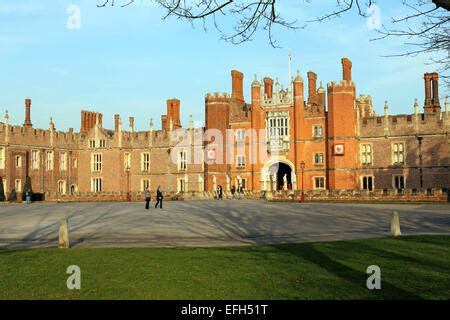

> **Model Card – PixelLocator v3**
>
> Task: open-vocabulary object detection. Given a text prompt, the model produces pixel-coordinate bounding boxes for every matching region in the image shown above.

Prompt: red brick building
[0,58,448,200]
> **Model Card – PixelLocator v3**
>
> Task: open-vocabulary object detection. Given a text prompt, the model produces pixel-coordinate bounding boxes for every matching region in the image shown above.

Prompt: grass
[0,235,449,300]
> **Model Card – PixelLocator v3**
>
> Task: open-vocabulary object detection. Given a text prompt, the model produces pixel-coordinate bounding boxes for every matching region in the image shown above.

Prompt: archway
[268,162,292,191]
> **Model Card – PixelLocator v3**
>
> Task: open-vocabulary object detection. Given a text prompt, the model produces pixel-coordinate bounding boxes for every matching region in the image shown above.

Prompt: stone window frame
[178,178,186,193]
[57,180,67,194]
[15,155,22,168]
[141,152,150,172]
[124,152,131,171]
[99,139,106,148]
[360,175,375,191]
[312,124,324,138]
[360,143,373,166]
[15,179,21,192]
[89,140,96,148]
[391,141,406,165]
[313,176,326,190]
[392,174,406,189]
[235,129,246,143]
[313,152,325,165]
[236,154,246,168]
[59,152,67,171]
[46,151,54,171]
[0,147,4,169]
[72,158,78,169]
[31,150,39,170]
[141,179,150,192]
[178,149,188,171]
[91,177,103,193]
[91,153,103,172]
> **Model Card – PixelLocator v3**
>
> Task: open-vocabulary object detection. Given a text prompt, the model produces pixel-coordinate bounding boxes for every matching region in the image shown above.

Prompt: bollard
[391,211,402,237]
[58,218,70,248]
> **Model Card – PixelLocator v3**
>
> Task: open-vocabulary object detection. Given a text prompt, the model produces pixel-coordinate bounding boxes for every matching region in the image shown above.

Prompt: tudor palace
[0,58,448,200]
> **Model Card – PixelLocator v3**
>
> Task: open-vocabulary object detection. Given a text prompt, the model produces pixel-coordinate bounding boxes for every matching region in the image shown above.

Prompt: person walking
[230,185,236,199]
[145,189,151,209]
[218,185,223,200]
[155,186,163,209]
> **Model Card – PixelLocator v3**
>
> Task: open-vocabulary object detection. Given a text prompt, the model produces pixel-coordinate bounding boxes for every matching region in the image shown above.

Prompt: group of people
[144,186,164,209]
[216,185,244,200]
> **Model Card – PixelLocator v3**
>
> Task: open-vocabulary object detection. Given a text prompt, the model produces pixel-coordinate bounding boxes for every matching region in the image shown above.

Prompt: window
[361,144,373,165]
[124,153,131,170]
[236,129,245,142]
[392,143,405,164]
[314,153,324,165]
[0,147,4,169]
[361,176,374,191]
[393,175,405,190]
[178,151,187,171]
[15,155,22,168]
[236,155,246,168]
[141,179,150,192]
[57,180,66,194]
[72,158,77,169]
[89,140,96,148]
[91,178,102,192]
[31,150,39,170]
[99,139,106,148]
[91,153,102,172]
[313,125,323,138]
[313,177,325,190]
[141,153,150,172]
[268,117,289,138]
[46,151,54,171]
[59,152,67,171]
[178,179,186,192]
[15,179,21,192]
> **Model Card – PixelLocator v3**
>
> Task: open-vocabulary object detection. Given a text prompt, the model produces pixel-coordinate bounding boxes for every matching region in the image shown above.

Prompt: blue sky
[0,0,447,131]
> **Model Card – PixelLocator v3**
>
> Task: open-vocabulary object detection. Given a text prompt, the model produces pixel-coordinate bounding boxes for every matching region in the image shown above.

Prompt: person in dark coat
[217,185,223,200]
[145,189,151,209]
[230,185,236,199]
[155,186,163,209]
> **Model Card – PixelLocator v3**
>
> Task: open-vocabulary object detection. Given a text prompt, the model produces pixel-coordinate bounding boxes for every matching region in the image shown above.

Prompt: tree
[0,177,5,202]
[22,176,33,201]
[97,0,449,81]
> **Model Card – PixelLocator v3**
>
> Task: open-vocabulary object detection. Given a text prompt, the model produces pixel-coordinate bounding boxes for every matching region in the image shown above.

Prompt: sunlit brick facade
[0,58,448,199]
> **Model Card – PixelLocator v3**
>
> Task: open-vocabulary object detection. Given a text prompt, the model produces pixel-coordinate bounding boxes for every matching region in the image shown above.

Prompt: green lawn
[0,236,449,300]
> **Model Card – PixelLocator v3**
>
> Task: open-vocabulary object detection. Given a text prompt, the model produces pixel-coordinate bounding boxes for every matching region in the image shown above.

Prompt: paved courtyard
[0,200,449,249]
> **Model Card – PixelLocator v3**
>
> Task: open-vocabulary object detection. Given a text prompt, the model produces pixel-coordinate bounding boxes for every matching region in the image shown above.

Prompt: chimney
[263,77,274,99]
[161,115,168,132]
[307,71,318,105]
[341,58,352,82]
[23,98,32,128]
[129,116,135,132]
[81,111,86,133]
[431,72,440,110]
[167,98,181,129]
[317,81,325,108]
[424,73,433,113]
[114,114,120,132]
[231,70,244,102]
[99,113,103,127]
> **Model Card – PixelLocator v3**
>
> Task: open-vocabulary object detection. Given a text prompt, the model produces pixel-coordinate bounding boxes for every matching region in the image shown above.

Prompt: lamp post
[300,161,305,203]
[126,164,131,202]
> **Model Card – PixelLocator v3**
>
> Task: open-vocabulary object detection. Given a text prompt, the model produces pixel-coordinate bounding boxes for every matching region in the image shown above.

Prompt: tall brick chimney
[431,72,440,110]
[341,58,352,81]
[263,77,273,99]
[307,71,318,106]
[231,70,244,102]
[23,98,32,128]
[424,73,432,111]
[114,114,120,132]
[167,98,181,129]
[129,116,135,132]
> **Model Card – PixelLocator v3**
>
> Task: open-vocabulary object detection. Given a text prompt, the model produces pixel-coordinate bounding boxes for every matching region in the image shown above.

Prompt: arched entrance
[268,162,292,191]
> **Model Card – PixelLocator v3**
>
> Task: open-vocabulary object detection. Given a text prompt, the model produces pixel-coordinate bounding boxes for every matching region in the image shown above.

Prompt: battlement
[205,92,230,103]
[327,80,355,93]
